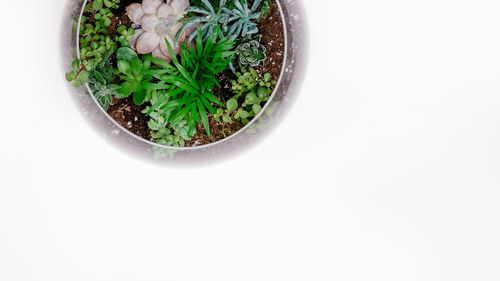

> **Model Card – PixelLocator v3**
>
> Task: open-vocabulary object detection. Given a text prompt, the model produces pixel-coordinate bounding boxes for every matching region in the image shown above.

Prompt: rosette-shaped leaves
[236,39,266,68]
[222,0,262,40]
[126,0,190,62]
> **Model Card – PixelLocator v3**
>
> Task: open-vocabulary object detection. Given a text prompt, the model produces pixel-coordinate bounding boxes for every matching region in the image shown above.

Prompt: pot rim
[76,0,288,151]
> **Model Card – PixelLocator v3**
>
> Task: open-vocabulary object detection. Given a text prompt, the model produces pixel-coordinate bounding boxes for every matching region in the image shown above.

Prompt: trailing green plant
[66,0,131,87]
[230,34,266,72]
[146,26,235,136]
[89,0,120,11]
[116,25,136,47]
[214,67,275,125]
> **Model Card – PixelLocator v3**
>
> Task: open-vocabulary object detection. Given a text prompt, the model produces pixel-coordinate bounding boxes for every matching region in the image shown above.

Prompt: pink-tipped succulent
[127,0,190,62]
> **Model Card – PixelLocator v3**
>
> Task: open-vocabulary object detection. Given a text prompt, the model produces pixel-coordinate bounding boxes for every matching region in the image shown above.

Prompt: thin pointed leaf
[204,91,224,107]
[196,28,203,56]
[175,17,208,42]
[185,6,210,15]
[197,99,210,136]
[200,96,216,114]
[251,0,262,12]
[201,0,215,15]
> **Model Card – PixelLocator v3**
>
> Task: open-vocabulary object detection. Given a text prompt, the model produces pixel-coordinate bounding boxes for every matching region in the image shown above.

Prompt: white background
[1,0,500,280]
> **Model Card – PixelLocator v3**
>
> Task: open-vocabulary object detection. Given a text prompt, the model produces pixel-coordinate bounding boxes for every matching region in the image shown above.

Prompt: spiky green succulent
[222,0,262,40]
[176,0,264,42]
[175,0,229,42]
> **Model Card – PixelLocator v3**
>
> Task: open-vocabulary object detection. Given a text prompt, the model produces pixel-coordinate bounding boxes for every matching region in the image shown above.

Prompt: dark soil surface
[185,115,244,146]
[99,1,285,147]
[107,13,132,35]
[253,2,285,83]
[213,69,237,103]
[107,97,152,140]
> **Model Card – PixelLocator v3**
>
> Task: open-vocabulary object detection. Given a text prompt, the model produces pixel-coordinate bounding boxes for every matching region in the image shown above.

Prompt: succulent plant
[231,34,266,71]
[142,91,195,147]
[222,0,262,40]
[114,47,159,105]
[145,26,235,136]
[177,0,264,43]
[89,81,120,110]
[175,0,229,42]
[126,0,191,62]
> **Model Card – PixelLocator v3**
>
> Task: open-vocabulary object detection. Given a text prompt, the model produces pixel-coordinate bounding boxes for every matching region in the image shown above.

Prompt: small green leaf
[245,92,258,104]
[65,71,76,82]
[252,104,262,115]
[130,58,144,76]
[93,0,103,10]
[79,70,90,83]
[71,60,80,71]
[264,73,271,82]
[227,98,238,111]
[117,60,131,75]
[119,81,137,97]
[239,109,249,119]
[117,25,126,34]
[94,71,105,84]
[257,86,267,98]
[133,90,147,105]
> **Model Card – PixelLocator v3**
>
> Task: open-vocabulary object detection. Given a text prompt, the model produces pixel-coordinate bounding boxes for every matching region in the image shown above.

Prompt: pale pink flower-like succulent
[127,0,190,62]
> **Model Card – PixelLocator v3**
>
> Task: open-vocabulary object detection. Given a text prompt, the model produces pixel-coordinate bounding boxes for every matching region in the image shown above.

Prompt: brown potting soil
[107,13,132,36]
[100,1,285,147]
[107,97,152,140]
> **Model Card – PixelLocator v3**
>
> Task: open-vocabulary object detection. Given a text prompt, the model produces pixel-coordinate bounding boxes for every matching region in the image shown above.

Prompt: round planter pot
[62,0,308,165]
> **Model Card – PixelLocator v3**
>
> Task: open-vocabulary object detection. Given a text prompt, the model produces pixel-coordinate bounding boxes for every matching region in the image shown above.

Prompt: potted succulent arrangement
[66,0,286,148]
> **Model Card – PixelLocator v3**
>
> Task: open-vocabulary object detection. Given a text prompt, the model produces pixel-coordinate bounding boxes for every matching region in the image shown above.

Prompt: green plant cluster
[66,0,132,87]
[66,0,279,148]
[144,27,235,137]
[177,0,266,42]
[188,0,273,20]
[142,90,196,147]
[215,67,275,125]
[222,0,262,39]
[114,47,158,105]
